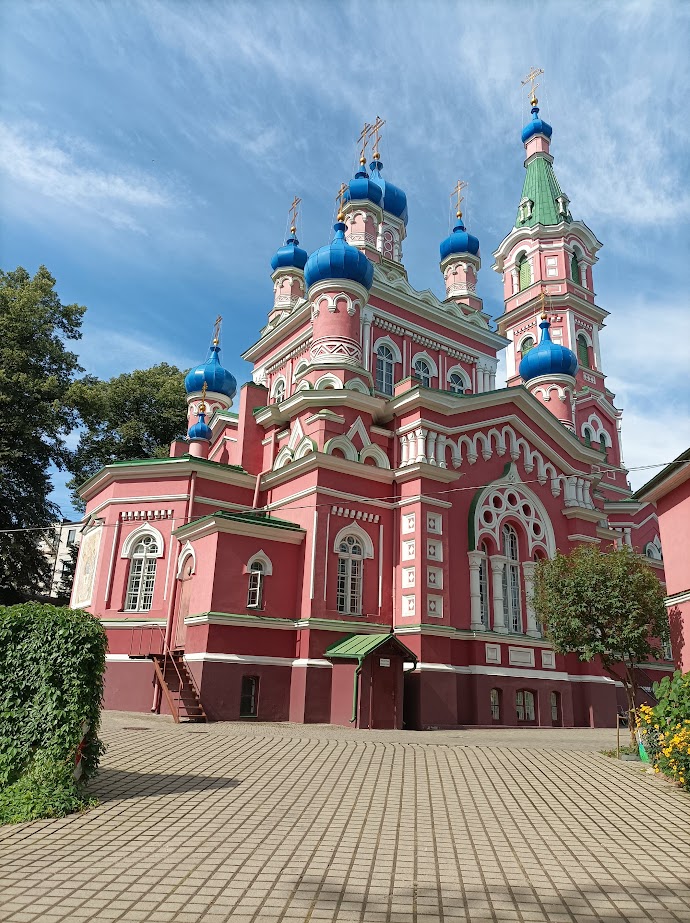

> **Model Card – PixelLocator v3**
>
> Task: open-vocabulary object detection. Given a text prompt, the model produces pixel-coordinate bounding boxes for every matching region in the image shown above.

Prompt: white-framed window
[490,688,501,721]
[336,534,364,615]
[448,372,465,394]
[376,344,395,395]
[501,524,522,633]
[67,529,77,545]
[246,561,265,609]
[520,336,535,359]
[125,535,159,612]
[479,542,489,628]
[516,690,535,721]
[272,379,286,404]
[414,358,432,388]
[550,691,561,723]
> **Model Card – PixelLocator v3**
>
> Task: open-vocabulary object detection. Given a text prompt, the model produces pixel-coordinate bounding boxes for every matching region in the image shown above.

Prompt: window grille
[516,690,535,721]
[550,692,560,723]
[490,689,500,721]
[375,345,395,395]
[448,372,465,394]
[501,525,522,632]
[273,380,285,404]
[125,536,159,612]
[336,535,364,615]
[414,359,432,388]
[240,676,259,717]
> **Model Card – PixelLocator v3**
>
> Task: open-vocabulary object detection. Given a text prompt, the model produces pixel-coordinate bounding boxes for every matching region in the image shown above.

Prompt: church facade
[71,101,673,728]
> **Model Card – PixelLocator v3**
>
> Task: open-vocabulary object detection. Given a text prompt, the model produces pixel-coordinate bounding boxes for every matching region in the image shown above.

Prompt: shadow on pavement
[90,768,240,801]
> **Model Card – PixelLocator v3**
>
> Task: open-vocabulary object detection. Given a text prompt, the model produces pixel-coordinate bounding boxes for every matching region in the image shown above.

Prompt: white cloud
[77,327,197,378]
[0,121,177,232]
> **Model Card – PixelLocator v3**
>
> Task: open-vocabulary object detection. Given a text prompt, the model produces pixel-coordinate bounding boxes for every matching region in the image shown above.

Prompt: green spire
[515,155,571,228]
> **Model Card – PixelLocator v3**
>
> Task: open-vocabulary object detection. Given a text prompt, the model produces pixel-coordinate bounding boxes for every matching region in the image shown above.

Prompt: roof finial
[336,182,348,222]
[199,381,208,413]
[522,65,544,108]
[213,314,222,346]
[357,121,372,167]
[288,195,301,237]
[539,286,548,320]
[370,115,386,161]
[450,179,467,222]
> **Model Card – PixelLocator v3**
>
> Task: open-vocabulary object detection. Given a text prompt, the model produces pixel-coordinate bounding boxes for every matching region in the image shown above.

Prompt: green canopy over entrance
[325,634,417,665]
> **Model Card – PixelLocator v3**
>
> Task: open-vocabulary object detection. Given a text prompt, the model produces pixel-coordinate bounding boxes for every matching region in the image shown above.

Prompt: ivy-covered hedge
[639,671,690,792]
[0,603,107,823]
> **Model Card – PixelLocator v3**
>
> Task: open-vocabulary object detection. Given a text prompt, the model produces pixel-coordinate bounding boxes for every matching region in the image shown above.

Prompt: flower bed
[638,671,690,792]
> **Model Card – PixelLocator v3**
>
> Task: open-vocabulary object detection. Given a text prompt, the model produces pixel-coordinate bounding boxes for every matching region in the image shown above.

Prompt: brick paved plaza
[1,713,689,923]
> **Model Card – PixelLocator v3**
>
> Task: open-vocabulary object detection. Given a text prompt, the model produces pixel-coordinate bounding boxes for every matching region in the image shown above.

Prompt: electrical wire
[0,459,686,535]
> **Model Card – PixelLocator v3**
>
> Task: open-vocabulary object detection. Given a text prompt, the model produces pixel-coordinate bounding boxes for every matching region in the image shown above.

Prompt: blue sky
[2,0,689,517]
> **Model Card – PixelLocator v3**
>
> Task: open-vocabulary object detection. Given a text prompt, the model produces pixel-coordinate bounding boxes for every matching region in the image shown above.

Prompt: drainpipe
[350,663,363,725]
[153,469,196,713]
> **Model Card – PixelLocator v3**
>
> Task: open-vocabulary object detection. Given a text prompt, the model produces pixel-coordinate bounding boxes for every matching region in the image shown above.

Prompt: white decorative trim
[446,364,471,392]
[332,521,375,559]
[412,662,615,684]
[120,523,165,558]
[666,589,690,606]
[485,643,501,664]
[244,550,273,576]
[176,541,196,578]
[509,646,535,667]
[314,373,343,390]
[373,335,402,364]
[330,506,380,523]
[101,619,166,629]
[541,650,556,669]
[411,350,439,379]
[184,652,332,668]
[120,509,174,521]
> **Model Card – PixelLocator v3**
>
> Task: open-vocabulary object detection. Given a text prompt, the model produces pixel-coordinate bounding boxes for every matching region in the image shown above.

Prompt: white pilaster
[522,561,540,638]
[468,552,485,631]
[491,557,507,633]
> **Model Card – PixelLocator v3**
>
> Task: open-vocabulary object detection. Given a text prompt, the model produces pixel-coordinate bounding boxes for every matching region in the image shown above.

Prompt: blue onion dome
[519,316,578,382]
[522,104,553,144]
[188,411,211,441]
[270,232,308,272]
[440,215,480,261]
[184,341,237,398]
[343,164,384,209]
[369,158,408,225]
[304,221,374,291]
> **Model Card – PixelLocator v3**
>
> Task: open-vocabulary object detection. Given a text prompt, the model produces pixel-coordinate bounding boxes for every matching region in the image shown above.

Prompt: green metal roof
[515,155,570,228]
[176,509,304,534]
[324,633,417,664]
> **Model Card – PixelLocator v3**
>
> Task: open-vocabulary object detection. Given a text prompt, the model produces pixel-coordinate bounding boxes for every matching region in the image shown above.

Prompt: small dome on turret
[369,159,408,225]
[188,410,212,441]
[440,217,480,261]
[343,166,384,209]
[522,104,553,145]
[304,221,374,291]
[184,342,237,399]
[270,234,308,272]
[519,316,577,382]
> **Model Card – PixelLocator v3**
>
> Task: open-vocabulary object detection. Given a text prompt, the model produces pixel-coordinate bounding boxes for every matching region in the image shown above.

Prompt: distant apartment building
[42,520,84,599]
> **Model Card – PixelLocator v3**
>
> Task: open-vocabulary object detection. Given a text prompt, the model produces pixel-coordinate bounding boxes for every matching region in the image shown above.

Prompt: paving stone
[0,712,689,923]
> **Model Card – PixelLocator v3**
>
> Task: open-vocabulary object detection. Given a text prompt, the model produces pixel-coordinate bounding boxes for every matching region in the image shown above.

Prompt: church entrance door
[174,561,194,649]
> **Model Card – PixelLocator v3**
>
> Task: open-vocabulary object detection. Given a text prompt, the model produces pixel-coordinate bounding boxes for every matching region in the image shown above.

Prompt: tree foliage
[0,267,85,603]
[66,364,187,510]
[533,544,668,737]
[0,603,107,823]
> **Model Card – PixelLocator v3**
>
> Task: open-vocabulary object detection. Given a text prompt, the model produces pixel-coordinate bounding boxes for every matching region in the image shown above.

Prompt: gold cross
[539,287,548,319]
[200,381,207,413]
[336,182,348,218]
[213,314,222,345]
[521,66,544,106]
[289,195,301,234]
[370,115,386,159]
[450,179,467,219]
[357,122,372,164]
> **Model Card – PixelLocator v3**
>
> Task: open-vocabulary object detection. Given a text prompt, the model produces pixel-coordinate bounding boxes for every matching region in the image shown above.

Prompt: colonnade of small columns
[468,553,540,638]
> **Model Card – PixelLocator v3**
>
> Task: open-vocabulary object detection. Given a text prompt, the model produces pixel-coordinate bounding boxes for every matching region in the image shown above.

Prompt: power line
[0,458,685,535]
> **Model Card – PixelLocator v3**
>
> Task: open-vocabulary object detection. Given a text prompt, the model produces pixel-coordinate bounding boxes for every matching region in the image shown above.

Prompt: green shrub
[638,671,690,791]
[0,603,107,822]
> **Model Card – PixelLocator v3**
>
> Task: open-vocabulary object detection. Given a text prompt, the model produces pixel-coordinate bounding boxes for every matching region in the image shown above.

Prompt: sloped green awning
[324,633,417,666]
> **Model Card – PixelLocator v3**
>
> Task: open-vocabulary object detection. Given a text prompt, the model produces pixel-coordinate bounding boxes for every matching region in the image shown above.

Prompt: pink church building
[71,99,674,728]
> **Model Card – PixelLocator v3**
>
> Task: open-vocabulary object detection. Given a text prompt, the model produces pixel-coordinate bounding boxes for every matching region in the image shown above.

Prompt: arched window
[336,534,364,615]
[125,535,159,612]
[516,690,535,722]
[577,334,590,369]
[501,524,522,633]
[517,253,530,291]
[490,689,501,722]
[583,427,593,446]
[570,252,581,285]
[376,344,395,396]
[520,336,535,359]
[448,372,465,395]
[246,561,265,609]
[479,542,489,628]
[599,434,607,458]
[414,358,432,388]
[273,379,286,404]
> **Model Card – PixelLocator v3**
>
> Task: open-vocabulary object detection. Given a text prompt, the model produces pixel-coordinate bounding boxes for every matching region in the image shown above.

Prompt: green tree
[67,364,187,510]
[0,267,85,603]
[533,544,668,743]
